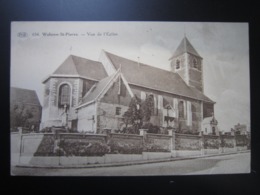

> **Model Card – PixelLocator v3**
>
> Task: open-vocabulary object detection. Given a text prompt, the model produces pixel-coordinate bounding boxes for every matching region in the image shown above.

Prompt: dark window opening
[59,84,71,107]
[193,59,198,69]
[192,104,196,121]
[115,107,121,115]
[212,126,216,135]
[176,59,180,69]
[178,101,184,118]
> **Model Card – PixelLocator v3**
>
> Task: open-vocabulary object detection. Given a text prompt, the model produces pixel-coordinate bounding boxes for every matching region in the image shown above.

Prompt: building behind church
[40,36,217,134]
[10,87,42,132]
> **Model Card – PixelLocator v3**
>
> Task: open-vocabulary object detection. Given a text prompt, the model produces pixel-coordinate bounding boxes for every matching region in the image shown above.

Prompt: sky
[11,22,250,132]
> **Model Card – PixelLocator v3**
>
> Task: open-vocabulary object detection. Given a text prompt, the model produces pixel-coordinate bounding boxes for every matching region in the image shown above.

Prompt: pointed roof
[47,55,107,81]
[10,87,41,106]
[80,73,117,106]
[104,51,214,103]
[78,69,134,108]
[169,36,202,59]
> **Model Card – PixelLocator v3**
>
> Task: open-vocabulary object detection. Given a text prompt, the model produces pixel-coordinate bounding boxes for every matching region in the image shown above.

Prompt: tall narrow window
[115,107,121,115]
[212,126,216,135]
[176,59,180,69]
[59,84,71,107]
[178,101,184,118]
[191,104,196,121]
[154,96,157,115]
[193,59,198,69]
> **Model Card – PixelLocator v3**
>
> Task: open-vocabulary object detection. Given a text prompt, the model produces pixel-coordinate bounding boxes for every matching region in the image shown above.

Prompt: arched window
[59,84,71,107]
[193,59,198,69]
[176,59,180,69]
[178,101,184,118]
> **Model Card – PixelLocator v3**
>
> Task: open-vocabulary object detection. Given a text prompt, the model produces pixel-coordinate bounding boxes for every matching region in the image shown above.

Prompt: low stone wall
[58,133,108,156]
[144,133,172,152]
[108,133,143,154]
[220,135,235,148]
[21,133,46,155]
[23,153,174,166]
[203,135,220,149]
[11,129,250,166]
[11,132,22,165]
[175,133,201,151]
[235,135,248,146]
[34,134,55,156]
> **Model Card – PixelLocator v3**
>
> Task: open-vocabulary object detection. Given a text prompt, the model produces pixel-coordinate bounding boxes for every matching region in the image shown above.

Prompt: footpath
[16,150,250,169]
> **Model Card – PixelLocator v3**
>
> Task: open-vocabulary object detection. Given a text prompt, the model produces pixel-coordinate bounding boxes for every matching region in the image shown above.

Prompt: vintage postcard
[10,22,250,176]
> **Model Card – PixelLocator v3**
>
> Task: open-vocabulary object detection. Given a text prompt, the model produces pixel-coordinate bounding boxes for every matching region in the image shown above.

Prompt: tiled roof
[80,72,117,106]
[53,55,107,80]
[104,51,214,103]
[169,37,202,59]
[10,87,41,106]
[189,86,214,103]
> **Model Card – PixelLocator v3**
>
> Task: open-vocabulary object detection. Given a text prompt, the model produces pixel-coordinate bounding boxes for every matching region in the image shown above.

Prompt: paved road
[11,152,250,176]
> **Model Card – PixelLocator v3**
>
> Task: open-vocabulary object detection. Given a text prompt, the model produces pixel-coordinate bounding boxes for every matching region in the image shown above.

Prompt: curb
[15,150,250,169]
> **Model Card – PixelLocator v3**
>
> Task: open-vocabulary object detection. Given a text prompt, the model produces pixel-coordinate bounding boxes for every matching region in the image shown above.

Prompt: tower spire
[169,36,204,92]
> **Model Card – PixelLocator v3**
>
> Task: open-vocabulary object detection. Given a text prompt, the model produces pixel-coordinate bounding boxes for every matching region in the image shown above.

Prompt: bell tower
[169,36,204,92]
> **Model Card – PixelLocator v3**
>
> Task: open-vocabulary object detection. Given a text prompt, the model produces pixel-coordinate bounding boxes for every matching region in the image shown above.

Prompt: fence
[11,129,250,166]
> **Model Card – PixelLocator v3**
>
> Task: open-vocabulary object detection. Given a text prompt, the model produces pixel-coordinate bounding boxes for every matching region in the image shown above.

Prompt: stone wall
[108,133,143,154]
[144,133,172,152]
[97,102,129,132]
[175,133,201,150]
[203,135,220,149]
[235,135,248,146]
[57,133,108,156]
[220,135,235,148]
[12,129,250,166]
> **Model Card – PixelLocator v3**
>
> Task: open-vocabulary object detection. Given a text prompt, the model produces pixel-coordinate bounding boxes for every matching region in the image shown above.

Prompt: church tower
[169,36,204,92]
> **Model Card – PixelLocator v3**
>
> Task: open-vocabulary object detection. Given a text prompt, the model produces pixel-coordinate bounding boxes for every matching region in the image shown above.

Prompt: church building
[41,36,216,134]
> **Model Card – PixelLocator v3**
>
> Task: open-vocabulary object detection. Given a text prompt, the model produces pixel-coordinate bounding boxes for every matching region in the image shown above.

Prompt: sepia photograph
[10,22,250,176]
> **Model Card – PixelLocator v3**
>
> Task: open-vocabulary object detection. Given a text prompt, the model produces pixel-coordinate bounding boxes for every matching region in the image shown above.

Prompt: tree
[122,95,143,134]
[141,94,154,122]
[10,103,34,130]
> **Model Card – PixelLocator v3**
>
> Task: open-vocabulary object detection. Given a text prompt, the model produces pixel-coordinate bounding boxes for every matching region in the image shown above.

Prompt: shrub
[204,138,219,149]
[59,140,109,156]
[122,126,139,134]
[142,123,160,134]
[34,135,55,156]
[176,128,200,135]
